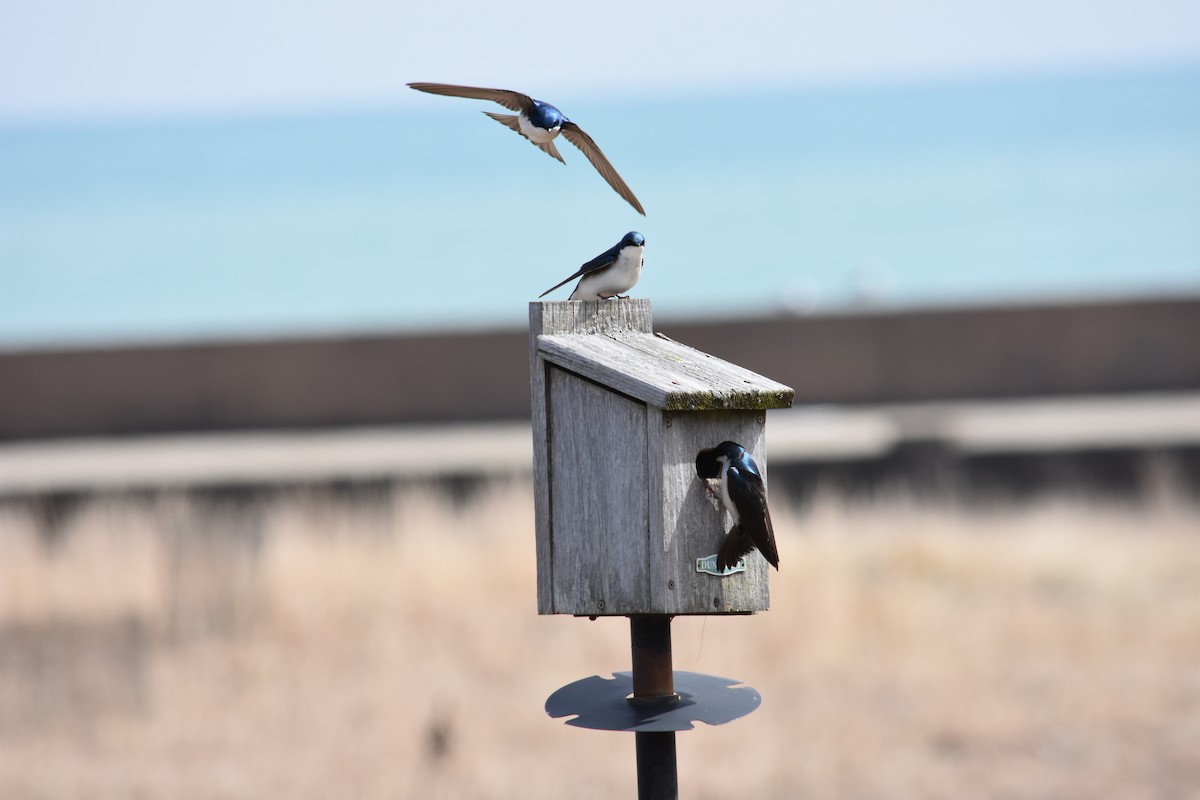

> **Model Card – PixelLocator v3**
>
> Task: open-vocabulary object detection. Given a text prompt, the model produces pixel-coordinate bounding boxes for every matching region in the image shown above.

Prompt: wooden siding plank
[548,368,650,614]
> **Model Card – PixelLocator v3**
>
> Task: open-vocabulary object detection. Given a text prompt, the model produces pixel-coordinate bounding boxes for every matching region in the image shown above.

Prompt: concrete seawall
[2,295,1198,441]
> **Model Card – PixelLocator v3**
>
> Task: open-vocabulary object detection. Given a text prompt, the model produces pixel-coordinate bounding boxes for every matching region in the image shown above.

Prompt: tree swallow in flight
[407,82,645,216]
[696,441,781,572]
[539,231,645,301]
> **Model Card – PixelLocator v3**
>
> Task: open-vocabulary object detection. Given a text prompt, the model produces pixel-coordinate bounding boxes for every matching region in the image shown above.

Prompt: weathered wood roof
[536,323,794,411]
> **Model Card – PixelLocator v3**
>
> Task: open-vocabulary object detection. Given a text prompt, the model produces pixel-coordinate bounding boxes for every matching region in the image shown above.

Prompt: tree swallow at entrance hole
[696,441,781,572]
[539,231,645,301]
[407,82,645,216]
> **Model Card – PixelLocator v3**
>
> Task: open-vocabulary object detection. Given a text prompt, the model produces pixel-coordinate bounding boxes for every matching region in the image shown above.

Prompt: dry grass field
[1,480,1198,799]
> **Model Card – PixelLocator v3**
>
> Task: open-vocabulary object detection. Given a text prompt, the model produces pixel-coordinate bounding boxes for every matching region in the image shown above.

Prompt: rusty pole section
[629,615,679,799]
[630,615,677,704]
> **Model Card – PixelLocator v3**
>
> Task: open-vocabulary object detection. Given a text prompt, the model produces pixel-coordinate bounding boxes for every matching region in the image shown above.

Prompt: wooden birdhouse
[530,299,795,617]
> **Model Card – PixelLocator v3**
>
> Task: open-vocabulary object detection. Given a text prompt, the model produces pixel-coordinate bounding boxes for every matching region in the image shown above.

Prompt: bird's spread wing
[560,122,645,216]
[538,246,620,298]
[408,83,533,113]
[726,466,780,569]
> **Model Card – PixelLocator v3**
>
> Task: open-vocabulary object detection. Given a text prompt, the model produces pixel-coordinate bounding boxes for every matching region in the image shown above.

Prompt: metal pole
[635,731,678,800]
[630,615,679,800]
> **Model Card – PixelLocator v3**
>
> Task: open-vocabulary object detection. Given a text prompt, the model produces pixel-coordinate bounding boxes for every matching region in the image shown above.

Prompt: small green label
[696,555,746,577]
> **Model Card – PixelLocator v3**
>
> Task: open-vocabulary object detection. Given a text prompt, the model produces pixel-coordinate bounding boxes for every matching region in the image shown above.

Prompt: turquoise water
[2,65,1198,346]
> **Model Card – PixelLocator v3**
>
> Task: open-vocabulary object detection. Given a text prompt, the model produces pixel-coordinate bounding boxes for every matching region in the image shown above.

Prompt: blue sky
[3,0,1199,122]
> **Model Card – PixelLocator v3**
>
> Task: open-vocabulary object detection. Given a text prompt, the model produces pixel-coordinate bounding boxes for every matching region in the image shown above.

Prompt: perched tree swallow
[540,231,645,301]
[407,82,645,216]
[696,441,781,572]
